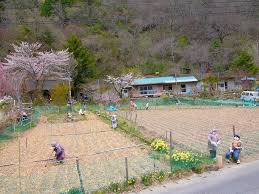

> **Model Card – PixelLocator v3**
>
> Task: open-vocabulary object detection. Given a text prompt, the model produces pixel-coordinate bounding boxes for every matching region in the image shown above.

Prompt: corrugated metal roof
[132,76,198,85]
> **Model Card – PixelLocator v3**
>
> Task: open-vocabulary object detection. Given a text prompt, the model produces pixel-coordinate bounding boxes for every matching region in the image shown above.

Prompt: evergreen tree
[65,35,97,92]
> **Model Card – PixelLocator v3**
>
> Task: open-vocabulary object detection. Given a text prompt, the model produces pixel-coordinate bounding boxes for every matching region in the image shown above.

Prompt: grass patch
[88,106,152,145]
[0,111,39,143]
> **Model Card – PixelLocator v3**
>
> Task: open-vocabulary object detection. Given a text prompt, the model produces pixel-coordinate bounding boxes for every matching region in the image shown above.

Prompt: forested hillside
[0,0,259,83]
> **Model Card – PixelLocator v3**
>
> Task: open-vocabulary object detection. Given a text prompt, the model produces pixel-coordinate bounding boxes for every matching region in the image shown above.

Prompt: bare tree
[183,43,210,79]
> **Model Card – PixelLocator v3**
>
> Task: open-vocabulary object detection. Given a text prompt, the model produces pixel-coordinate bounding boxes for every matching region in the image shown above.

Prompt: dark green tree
[231,50,258,77]
[65,35,97,92]
[0,0,6,23]
[40,0,75,27]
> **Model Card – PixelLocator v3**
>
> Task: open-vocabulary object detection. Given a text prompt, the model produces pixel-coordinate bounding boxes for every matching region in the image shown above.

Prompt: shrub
[151,139,169,154]
[168,150,203,171]
[154,171,166,182]
[50,83,69,106]
[161,95,170,104]
[109,182,121,193]
[141,173,153,186]
[33,94,47,106]
[177,36,189,47]
[192,165,205,174]
[60,187,83,194]
[127,177,137,186]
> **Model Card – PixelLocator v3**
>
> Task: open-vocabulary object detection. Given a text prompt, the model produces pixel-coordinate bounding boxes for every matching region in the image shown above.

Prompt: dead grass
[120,107,259,157]
[0,112,155,193]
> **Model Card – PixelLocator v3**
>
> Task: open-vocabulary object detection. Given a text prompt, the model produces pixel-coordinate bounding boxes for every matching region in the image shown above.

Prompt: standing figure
[51,143,65,163]
[208,129,220,160]
[145,102,149,110]
[79,109,85,115]
[226,134,242,164]
[130,100,137,111]
[111,115,117,129]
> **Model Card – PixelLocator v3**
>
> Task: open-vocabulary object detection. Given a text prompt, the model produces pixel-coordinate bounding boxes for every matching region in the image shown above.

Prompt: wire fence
[117,106,259,158]
[0,110,40,143]
[119,97,258,109]
[0,146,209,194]
[0,100,257,193]
[0,105,214,194]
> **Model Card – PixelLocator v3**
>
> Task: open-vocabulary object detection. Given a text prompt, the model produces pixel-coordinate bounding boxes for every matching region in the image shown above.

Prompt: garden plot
[0,112,164,194]
[123,107,259,157]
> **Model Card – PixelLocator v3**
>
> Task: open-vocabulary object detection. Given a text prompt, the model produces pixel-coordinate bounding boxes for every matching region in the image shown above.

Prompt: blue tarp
[106,106,118,112]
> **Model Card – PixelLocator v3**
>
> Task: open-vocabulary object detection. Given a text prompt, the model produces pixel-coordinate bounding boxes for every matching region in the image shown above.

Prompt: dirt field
[0,112,167,193]
[120,107,259,157]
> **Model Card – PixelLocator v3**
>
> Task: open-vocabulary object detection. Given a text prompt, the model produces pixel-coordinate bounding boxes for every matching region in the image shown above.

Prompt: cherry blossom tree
[93,91,120,105]
[105,73,134,97]
[0,62,12,97]
[3,42,71,91]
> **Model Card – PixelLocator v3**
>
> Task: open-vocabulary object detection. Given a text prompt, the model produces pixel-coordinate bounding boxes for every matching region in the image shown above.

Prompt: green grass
[0,111,39,143]
[60,188,83,194]
[88,105,152,144]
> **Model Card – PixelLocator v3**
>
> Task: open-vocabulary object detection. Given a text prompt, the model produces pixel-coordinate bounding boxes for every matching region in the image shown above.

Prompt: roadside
[136,160,259,194]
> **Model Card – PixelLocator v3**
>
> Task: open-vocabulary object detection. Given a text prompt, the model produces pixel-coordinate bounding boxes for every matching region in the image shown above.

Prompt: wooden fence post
[125,157,129,182]
[76,158,86,194]
[170,131,173,173]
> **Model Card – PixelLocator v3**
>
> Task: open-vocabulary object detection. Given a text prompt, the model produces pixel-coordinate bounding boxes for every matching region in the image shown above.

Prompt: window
[139,85,153,95]
[181,84,186,93]
[163,85,172,91]
[220,83,225,88]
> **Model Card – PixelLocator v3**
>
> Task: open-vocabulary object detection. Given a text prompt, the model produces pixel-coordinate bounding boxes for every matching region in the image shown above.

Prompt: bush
[108,182,121,193]
[33,94,47,106]
[60,187,83,194]
[161,95,170,104]
[50,83,69,106]
[177,36,189,47]
[198,91,211,99]
[192,165,205,174]
[127,177,137,186]
[141,173,153,186]
[151,139,169,154]
[120,97,130,105]
[168,150,204,171]
[154,171,166,182]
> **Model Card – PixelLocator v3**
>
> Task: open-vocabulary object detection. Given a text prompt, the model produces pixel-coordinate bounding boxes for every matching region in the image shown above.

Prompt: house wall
[218,80,241,91]
[131,82,198,98]
[172,82,198,95]
[131,85,163,98]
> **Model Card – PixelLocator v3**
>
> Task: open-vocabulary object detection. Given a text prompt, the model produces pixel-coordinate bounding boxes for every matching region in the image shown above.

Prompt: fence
[120,97,258,109]
[117,105,259,159]
[0,105,214,194]
[0,144,210,194]
[0,110,40,143]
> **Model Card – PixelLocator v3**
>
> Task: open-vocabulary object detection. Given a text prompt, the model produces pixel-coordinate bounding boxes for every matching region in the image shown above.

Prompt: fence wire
[2,103,256,193]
